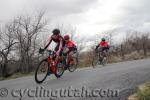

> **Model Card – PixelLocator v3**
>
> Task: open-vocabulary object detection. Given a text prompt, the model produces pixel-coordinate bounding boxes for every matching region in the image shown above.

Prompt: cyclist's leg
[104,47,109,57]
[66,49,71,65]
[65,47,76,64]
[102,47,108,57]
[54,44,61,66]
[68,50,77,66]
[99,47,104,57]
[68,47,77,59]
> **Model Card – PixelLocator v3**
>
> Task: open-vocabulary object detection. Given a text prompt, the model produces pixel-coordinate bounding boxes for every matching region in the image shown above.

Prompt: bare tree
[141,33,150,57]
[0,23,19,77]
[125,31,150,57]
[0,24,18,57]
[10,11,48,73]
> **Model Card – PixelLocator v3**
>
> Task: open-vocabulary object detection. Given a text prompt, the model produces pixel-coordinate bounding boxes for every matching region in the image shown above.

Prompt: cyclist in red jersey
[63,35,77,65]
[39,29,65,56]
[95,38,109,56]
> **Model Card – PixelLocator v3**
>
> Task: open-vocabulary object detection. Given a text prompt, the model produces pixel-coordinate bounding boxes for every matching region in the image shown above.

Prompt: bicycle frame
[35,49,66,83]
[93,50,106,64]
[46,50,59,74]
[46,49,78,73]
[96,49,107,58]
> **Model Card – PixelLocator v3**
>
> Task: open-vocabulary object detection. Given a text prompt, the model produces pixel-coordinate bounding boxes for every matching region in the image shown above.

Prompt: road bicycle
[62,51,78,72]
[92,49,108,68]
[35,48,65,84]
[35,48,78,84]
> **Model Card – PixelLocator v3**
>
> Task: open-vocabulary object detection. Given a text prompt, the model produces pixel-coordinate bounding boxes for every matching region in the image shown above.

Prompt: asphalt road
[0,59,150,100]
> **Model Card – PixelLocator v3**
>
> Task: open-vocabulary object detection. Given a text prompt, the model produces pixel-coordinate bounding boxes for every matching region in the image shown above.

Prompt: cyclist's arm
[95,44,99,50]
[44,37,52,50]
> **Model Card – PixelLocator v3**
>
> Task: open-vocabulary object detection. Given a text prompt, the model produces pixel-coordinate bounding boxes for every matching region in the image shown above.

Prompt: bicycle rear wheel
[68,57,78,72]
[35,59,49,84]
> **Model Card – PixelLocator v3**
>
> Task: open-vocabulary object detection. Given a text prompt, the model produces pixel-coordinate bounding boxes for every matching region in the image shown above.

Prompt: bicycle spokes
[40,63,47,72]
[35,59,49,84]
[67,57,78,72]
[40,62,48,73]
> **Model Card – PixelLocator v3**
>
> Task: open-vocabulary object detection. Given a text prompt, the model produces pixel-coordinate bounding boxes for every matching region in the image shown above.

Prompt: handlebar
[46,50,56,56]
[39,48,56,56]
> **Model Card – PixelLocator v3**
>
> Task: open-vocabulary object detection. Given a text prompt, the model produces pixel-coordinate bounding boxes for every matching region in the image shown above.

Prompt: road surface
[0,59,150,100]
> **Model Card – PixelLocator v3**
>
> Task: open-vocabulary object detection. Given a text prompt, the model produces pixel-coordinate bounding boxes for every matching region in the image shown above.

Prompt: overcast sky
[0,0,150,42]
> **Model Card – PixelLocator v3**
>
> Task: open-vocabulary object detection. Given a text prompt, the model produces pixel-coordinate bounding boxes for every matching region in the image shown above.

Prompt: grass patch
[0,77,5,81]
[136,81,150,100]
[0,72,34,81]
[128,81,150,100]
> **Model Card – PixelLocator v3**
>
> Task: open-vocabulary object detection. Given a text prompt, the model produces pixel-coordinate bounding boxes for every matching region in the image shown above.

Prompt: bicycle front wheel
[101,57,107,66]
[92,56,99,68]
[35,59,49,84]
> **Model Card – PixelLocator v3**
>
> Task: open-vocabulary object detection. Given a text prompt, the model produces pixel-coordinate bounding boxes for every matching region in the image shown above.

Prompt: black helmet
[52,29,60,35]
[102,38,106,41]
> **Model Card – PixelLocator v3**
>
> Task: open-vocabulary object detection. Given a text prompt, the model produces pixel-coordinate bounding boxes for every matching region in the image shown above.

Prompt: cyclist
[63,35,77,66]
[39,28,65,60]
[95,38,109,57]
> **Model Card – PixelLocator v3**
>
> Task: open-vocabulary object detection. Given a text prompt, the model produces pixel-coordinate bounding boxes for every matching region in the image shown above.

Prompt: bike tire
[92,56,99,68]
[68,57,78,72]
[35,59,49,84]
[101,57,107,66]
[55,62,65,78]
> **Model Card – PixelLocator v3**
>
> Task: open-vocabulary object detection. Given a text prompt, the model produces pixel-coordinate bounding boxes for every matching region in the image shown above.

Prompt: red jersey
[99,41,109,47]
[65,40,76,48]
[51,35,64,43]
[44,35,65,53]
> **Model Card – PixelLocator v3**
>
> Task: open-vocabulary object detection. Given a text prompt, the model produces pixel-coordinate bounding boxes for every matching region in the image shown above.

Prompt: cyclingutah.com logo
[0,88,8,98]
[0,86,119,99]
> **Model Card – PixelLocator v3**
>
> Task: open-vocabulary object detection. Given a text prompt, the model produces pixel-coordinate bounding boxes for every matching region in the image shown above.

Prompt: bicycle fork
[48,56,57,74]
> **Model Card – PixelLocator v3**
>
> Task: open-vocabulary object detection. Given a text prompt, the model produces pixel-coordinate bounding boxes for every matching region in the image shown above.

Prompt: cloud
[0,0,150,42]
[0,0,98,22]
[110,0,150,32]
[0,0,25,22]
[23,0,98,17]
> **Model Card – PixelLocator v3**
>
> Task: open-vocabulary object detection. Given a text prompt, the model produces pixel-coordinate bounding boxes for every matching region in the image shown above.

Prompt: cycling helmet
[102,38,105,41]
[64,35,70,40]
[52,29,60,35]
